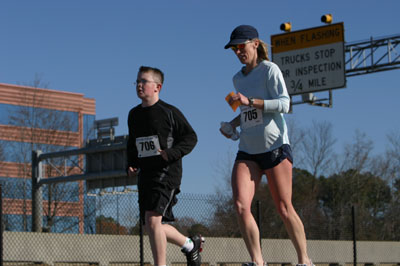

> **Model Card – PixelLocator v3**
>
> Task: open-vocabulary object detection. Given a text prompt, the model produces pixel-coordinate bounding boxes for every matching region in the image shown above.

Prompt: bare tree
[338,130,374,173]
[207,117,400,240]
[386,131,400,179]
[299,120,336,179]
[286,116,306,168]
[378,131,400,240]
[211,148,236,195]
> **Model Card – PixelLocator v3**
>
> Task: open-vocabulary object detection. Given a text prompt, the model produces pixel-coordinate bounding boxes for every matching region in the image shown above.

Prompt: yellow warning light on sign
[280,22,292,32]
[321,14,333,24]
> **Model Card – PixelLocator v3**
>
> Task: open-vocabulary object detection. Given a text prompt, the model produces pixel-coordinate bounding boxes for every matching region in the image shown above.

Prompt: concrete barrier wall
[4,232,400,266]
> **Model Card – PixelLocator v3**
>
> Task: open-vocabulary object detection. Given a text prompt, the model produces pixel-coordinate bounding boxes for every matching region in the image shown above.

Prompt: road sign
[271,23,346,95]
[85,135,136,190]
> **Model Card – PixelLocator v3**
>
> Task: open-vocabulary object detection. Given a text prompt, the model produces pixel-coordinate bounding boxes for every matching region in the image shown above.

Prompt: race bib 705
[240,106,263,129]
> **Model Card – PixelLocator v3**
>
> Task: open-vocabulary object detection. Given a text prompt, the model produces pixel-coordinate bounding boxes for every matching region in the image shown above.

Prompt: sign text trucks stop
[271,23,346,95]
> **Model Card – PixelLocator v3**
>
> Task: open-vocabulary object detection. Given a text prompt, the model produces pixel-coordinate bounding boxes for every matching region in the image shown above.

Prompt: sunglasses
[134,79,158,86]
[230,40,252,51]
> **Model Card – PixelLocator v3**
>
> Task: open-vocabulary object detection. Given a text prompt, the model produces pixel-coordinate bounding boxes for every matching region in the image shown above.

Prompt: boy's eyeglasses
[134,79,158,86]
[230,40,251,52]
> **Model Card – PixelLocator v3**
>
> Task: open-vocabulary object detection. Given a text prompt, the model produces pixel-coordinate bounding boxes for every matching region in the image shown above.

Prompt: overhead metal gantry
[292,34,400,107]
[345,34,400,77]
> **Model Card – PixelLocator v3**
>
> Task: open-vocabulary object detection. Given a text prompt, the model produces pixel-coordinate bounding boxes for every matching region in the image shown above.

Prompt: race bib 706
[136,135,161,158]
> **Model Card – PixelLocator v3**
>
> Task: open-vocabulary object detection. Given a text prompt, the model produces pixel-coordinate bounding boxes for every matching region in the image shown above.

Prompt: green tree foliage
[208,193,240,237]
[319,170,391,240]
[96,215,128,235]
[207,122,400,241]
[253,181,285,239]
[210,167,395,240]
[292,168,327,240]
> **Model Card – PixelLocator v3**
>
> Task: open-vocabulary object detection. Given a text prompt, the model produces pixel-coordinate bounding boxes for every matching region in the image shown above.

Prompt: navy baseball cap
[224,25,259,49]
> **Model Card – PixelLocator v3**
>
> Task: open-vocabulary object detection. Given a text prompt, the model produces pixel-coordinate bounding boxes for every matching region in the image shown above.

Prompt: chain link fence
[1,182,400,265]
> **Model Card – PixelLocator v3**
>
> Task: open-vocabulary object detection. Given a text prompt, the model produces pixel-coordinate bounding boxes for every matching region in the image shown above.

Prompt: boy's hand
[158,149,169,161]
[128,167,139,177]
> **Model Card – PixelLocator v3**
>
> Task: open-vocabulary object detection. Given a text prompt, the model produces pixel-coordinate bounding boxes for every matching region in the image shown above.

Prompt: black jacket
[127,100,197,187]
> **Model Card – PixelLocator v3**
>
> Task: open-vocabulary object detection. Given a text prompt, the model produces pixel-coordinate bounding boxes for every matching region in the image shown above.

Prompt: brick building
[0,82,96,234]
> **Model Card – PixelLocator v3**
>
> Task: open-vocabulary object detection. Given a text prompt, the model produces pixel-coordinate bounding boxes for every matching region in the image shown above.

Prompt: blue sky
[1,1,399,194]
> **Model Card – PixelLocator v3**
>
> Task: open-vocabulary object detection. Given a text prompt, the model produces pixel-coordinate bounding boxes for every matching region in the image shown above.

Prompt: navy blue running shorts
[235,144,293,170]
[138,176,179,224]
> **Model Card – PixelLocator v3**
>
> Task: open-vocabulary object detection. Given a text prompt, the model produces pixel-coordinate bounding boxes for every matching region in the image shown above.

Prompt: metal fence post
[32,150,43,232]
[139,213,144,266]
[352,205,357,266]
[256,200,262,248]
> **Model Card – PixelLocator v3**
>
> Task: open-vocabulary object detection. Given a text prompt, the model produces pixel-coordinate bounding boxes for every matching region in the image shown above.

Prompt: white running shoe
[296,260,315,266]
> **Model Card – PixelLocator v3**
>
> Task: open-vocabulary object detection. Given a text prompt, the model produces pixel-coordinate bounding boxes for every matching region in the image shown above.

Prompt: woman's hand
[220,127,232,138]
[220,121,240,140]
[230,92,250,106]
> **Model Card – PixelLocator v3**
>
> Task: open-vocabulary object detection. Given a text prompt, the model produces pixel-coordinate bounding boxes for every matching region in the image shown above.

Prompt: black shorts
[138,175,179,224]
[235,144,293,170]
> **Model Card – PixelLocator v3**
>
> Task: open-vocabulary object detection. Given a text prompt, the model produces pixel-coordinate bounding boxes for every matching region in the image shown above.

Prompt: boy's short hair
[139,66,164,84]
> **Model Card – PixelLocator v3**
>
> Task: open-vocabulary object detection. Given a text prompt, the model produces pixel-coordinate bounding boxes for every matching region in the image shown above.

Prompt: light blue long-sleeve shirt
[233,60,290,154]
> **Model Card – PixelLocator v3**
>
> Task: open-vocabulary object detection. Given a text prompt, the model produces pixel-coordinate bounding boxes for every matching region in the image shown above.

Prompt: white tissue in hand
[220,122,239,141]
